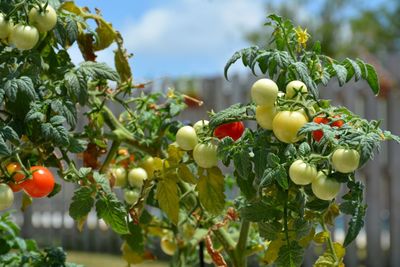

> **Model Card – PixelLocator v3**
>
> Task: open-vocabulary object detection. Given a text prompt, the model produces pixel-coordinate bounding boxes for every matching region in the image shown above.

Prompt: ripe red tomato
[312,116,329,142]
[22,166,55,198]
[214,122,245,141]
[331,115,344,128]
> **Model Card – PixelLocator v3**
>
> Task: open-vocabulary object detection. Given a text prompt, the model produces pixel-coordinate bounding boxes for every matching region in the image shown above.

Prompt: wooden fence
[6,72,400,267]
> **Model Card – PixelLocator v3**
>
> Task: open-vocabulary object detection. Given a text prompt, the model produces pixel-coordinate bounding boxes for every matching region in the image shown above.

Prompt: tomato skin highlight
[272,111,308,143]
[214,121,245,141]
[331,148,360,173]
[22,166,55,198]
[289,160,318,185]
[6,163,25,192]
[311,172,341,201]
[0,184,14,210]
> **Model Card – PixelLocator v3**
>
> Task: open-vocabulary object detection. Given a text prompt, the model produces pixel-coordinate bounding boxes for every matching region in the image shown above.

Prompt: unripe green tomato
[176,126,198,150]
[193,120,209,133]
[139,157,155,179]
[285,80,308,99]
[124,189,140,205]
[28,4,58,33]
[0,184,14,211]
[289,160,318,185]
[0,14,12,39]
[255,105,276,130]
[128,167,148,188]
[160,236,177,256]
[331,148,360,173]
[311,172,341,201]
[272,111,308,143]
[251,79,278,107]
[111,167,127,187]
[193,143,218,168]
[9,24,39,50]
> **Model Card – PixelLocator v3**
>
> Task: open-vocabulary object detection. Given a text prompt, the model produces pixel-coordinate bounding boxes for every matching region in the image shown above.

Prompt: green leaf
[332,63,348,86]
[69,187,95,221]
[224,46,259,80]
[343,58,361,82]
[365,63,380,95]
[156,179,179,224]
[0,135,11,156]
[275,166,289,190]
[4,76,36,102]
[93,172,112,194]
[78,62,120,81]
[209,103,249,129]
[177,164,197,184]
[239,201,280,222]
[68,137,88,153]
[114,44,133,84]
[51,99,77,129]
[93,20,116,51]
[276,241,304,267]
[124,223,144,254]
[298,142,311,156]
[258,221,282,240]
[64,71,87,105]
[196,167,226,215]
[95,193,129,235]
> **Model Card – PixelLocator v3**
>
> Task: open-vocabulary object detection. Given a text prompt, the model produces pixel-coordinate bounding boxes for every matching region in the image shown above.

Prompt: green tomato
[0,14,12,39]
[9,24,39,50]
[193,120,209,133]
[124,189,140,205]
[111,167,127,187]
[0,184,14,211]
[28,4,57,33]
[176,126,198,150]
[289,160,318,185]
[251,78,278,107]
[285,80,308,99]
[331,148,360,173]
[128,167,148,188]
[160,236,177,256]
[311,172,341,201]
[193,143,218,168]
[272,110,308,143]
[255,105,276,130]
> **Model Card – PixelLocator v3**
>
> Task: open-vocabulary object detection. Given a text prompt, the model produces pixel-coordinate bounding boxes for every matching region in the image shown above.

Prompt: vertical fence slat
[388,88,400,267]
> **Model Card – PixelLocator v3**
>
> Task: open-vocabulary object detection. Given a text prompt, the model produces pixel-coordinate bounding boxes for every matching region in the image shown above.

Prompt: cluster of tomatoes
[252,78,360,200]
[109,149,157,206]
[0,163,55,211]
[0,3,57,50]
[175,120,245,168]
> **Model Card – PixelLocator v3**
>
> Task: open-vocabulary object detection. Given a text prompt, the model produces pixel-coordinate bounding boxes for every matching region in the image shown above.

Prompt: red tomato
[214,122,245,141]
[22,166,55,198]
[331,115,344,128]
[312,116,329,142]
[6,163,25,192]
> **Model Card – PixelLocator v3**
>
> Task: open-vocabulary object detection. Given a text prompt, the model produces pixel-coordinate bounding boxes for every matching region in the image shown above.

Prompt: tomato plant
[0,2,399,267]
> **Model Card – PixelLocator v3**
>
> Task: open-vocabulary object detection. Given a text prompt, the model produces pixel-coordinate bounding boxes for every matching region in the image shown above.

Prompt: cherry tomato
[272,110,308,143]
[255,105,276,130]
[331,115,344,128]
[160,236,177,256]
[176,126,198,151]
[111,167,127,187]
[0,184,14,211]
[289,160,318,185]
[312,116,329,142]
[28,4,58,33]
[285,80,308,99]
[214,121,245,141]
[331,148,360,173]
[128,167,148,189]
[124,189,140,205]
[22,166,55,198]
[6,163,25,192]
[193,143,218,168]
[193,120,209,133]
[311,172,341,201]
[0,13,12,40]
[9,24,39,50]
[251,79,278,107]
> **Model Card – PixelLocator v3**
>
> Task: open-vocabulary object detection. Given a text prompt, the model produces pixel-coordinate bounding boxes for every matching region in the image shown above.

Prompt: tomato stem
[320,219,339,265]
[235,219,250,267]
[99,140,121,173]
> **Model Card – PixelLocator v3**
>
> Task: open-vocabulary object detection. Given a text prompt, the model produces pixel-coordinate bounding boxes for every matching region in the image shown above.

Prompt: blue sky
[71,0,385,81]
